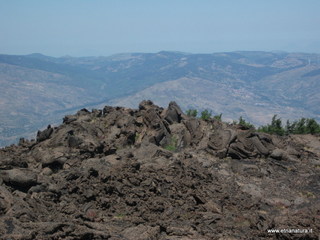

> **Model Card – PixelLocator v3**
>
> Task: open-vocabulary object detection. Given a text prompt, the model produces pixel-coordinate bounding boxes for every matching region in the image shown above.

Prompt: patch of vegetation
[200,109,212,120]
[258,115,320,135]
[164,136,178,152]
[213,113,223,121]
[113,213,126,219]
[186,109,198,117]
[134,132,140,143]
[258,115,285,135]
[237,116,255,129]
[286,118,320,134]
[184,109,320,136]
[300,191,316,199]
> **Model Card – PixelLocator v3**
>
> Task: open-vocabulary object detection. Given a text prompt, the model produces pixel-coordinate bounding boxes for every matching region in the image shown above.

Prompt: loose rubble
[0,101,319,239]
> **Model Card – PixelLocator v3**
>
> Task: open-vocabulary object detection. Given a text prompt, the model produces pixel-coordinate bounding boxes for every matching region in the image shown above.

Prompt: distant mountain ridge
[1,51,320,146]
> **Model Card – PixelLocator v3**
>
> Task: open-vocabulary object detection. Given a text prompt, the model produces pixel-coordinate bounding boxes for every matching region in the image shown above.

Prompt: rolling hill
[0,51,320,146]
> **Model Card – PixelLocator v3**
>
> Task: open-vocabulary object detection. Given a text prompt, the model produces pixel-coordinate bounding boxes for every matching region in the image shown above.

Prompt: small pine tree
[258,115,285,135]
[270,115,285,135]
[256,115,320,135]
[285,120,290,135]
[186,109,198,117]
[306,118,320,134]
[200,109,212,120]
[213,113,222,121]
[238,116,255,129]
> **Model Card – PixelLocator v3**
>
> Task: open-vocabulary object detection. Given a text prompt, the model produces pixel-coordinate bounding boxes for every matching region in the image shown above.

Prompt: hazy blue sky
[1,0,319,57]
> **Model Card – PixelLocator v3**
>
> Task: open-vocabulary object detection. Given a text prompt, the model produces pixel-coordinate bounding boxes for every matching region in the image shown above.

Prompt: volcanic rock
[0,101,319,239]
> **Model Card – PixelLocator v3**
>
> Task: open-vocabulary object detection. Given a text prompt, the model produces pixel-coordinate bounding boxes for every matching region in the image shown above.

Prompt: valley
[1,51,320,146]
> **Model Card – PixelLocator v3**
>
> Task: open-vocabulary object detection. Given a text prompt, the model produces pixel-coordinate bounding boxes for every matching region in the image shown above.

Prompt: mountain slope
[0,62,104,146]
[108,76,317,125]
[1,51,320,146]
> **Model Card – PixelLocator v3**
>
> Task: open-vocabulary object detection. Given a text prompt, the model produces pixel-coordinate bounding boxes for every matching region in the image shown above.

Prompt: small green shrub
[184,107,320,136]
[213,113,223,121]
[186,109,198,117]
[200,109,212,120]
[134,132,140,142]
[164,136,178,151]
[285,118,320,135]
[238,116,255,129]
[258,115,320,135]
[258,115,285,135]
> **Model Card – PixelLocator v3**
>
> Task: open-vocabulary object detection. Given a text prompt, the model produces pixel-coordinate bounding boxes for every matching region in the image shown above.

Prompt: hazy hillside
[108,77,317,125]
[1,51,320,146]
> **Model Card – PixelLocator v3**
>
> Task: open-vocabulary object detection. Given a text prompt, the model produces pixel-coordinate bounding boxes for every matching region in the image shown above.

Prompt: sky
[0,0,320,57]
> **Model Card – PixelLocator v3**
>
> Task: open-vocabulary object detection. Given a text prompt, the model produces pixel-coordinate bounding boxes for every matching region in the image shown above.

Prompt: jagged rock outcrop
[0,101,319,239]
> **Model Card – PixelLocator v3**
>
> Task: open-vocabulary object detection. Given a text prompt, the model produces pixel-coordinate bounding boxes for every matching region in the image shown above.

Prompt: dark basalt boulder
[163,101,185,124]
[208,128,236,151]
[36,125,53,142]
[0,168,38,191]
[139,100,155,110]
[227,131,273,159]
[207,128,273,159]
[63,115,77,124]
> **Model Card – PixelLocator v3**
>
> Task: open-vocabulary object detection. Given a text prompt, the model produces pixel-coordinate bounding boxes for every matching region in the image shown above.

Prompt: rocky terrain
[0,101,319,239]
